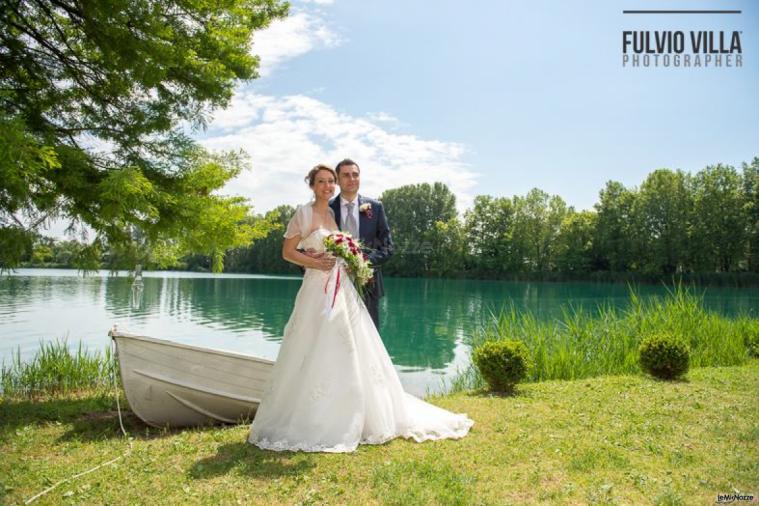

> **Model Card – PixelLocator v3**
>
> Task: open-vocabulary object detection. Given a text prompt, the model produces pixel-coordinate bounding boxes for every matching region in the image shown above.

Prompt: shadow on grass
[465,386,531,398]
[0,393,204,442]
[644,375,691,384]
[1,392,114,432]
[0,392,264,444]
[188,442,317,481]
[466,373,692,399]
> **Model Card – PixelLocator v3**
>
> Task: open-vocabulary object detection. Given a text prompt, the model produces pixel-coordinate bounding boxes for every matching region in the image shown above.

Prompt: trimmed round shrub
[472,339,531,392]
[638,333,690,380]
[745,326,759,358]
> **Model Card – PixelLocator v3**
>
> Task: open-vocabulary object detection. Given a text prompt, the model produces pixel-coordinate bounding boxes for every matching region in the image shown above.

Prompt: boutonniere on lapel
[359,202,373,219]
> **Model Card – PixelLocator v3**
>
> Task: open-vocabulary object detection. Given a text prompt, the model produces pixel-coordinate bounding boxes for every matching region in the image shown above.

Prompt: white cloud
[366,111,405,129]
[251,10,342,77]
[200,92,478,214]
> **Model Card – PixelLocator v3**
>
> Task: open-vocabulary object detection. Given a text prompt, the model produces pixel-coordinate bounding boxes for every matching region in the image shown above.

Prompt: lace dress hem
[248,414,474,453]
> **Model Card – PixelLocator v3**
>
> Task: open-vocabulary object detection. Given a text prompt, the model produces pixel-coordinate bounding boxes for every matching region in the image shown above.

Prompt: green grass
[1,339,117,398]
[1,361,757,505]
[2,287,757,503]
[450,286,757,392]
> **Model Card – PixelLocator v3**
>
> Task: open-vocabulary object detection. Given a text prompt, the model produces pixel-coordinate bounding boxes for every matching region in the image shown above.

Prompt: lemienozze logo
[623,30,743,68]
[715,492,755,504]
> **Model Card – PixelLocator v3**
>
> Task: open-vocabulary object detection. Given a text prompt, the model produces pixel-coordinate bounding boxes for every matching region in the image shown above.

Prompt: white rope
[23,451,128,504]
[110,335,131,440]
[24,329,134,503]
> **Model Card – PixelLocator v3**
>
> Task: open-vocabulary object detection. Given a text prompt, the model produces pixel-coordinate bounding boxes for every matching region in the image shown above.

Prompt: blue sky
[197,0,759,214]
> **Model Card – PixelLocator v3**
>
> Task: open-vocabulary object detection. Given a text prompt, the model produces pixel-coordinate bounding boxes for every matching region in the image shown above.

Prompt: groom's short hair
[335,158,360,175]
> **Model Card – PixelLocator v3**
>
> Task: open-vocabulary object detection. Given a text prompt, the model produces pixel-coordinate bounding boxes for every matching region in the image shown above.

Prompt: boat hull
[110,330,274,428]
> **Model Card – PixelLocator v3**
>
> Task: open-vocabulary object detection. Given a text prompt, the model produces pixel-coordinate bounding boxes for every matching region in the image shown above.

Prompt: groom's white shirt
[340,195,360,235]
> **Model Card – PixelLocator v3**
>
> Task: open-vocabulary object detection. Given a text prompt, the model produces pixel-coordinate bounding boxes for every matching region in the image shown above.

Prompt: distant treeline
[24,157,759,286]
[224,157,759,284]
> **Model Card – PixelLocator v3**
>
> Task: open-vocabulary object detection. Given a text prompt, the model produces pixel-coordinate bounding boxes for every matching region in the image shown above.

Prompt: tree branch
[47,0,85,23]
[4,6,108,108]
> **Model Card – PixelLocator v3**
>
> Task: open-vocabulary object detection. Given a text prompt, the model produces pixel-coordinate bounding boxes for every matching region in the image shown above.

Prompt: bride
[248,164,474,453]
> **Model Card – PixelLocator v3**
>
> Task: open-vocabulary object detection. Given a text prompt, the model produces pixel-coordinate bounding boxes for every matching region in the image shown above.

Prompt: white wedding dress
[248,204,474,453]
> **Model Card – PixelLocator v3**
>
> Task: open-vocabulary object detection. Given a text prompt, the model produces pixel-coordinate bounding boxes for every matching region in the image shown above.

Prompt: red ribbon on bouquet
[323,265,342,309]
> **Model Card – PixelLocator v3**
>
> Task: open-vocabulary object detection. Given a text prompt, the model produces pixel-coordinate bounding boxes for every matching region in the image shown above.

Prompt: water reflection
[2,269,759,396]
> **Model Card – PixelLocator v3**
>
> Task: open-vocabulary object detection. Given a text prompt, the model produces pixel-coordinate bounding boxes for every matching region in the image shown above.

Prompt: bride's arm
[282,236,335,271]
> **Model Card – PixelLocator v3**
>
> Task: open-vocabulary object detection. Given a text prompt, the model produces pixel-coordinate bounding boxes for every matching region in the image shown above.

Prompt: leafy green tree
[594,181,639,271]
[380,183,457,276]
[555,210,597,273]
[511,189,569,272]
[742,158,759,272]
[27,234,54,265]
[426,217,467,277]
[636,169,692,274]
[464,196,517,275]
[226,205,300,275]
[463,195,517,275]
[0,0,287,272]
[690,164,747,272]
[52,239,80,266]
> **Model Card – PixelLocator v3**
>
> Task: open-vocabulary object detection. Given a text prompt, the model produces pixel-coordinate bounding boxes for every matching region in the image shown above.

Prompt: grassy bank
[1,340,117,398]
[1,361,757,505]
[450,287,758,392]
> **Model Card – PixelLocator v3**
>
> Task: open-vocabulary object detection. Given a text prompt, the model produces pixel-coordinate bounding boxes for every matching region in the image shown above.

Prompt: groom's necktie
[345,202,359,238]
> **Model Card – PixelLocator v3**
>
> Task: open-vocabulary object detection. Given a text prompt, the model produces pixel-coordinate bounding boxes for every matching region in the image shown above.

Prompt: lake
[2,268,758,396]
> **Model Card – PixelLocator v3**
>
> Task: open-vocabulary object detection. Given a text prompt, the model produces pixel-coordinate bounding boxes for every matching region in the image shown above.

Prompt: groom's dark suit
[330,194,393,329]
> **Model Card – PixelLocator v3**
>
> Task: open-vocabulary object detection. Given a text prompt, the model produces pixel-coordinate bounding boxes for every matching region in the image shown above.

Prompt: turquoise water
[2,269,758,396]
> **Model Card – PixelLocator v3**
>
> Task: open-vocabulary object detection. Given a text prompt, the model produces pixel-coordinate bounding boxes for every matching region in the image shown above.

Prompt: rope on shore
[25,337,133,504]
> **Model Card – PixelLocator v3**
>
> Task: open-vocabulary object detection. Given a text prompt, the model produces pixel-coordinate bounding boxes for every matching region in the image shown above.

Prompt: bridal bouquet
[324,232,373,295]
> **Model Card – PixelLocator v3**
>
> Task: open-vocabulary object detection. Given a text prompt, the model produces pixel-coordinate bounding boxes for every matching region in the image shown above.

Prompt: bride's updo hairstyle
[305,164,337,186]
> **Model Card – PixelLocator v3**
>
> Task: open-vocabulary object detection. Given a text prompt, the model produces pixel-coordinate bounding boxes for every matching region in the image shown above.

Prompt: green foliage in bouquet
[324,232,373,295]
[638,333,690,379]
[472,339,531,393]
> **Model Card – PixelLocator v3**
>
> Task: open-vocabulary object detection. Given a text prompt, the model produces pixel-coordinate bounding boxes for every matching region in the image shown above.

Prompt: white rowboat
[109,329,274,428]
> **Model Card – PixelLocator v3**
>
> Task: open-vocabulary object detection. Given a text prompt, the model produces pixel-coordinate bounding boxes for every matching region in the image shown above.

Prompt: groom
[329,159,393,330]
